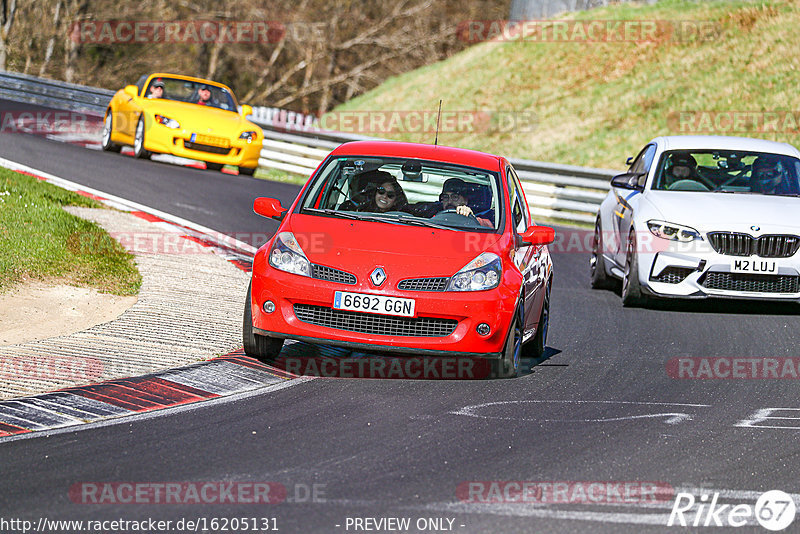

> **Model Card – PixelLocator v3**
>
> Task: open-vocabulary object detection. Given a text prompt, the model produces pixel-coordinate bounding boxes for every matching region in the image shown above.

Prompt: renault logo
[370,267,386,287]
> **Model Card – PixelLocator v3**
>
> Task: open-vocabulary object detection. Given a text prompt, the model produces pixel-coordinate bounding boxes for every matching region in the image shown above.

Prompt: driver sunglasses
[439,192,464,202]
[756,168,780,179]
[376,186,396,199]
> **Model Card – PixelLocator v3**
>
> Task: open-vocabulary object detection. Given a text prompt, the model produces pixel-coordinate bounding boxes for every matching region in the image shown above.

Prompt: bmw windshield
[652,150,800,196]
[299,156,503,231]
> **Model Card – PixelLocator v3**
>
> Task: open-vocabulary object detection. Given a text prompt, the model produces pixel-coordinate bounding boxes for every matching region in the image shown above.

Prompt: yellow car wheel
[133,117,151,160]
[101,112,121,153]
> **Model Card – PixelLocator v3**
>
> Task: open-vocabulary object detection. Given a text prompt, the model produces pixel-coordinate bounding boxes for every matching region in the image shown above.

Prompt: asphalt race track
[1,125,800,533]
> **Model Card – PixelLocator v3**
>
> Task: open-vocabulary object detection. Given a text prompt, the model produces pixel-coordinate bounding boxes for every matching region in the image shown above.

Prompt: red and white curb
[0,158,304,440]
[0,352,299,441]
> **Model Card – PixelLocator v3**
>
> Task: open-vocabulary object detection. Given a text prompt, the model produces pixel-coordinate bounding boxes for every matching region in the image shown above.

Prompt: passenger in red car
[360,173,408,213]
[339,170,408,213]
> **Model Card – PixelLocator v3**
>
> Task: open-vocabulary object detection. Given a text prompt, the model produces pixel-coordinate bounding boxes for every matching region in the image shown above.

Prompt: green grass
[331,0,799,169]
[0,168,141,295]
[254,166,309,185]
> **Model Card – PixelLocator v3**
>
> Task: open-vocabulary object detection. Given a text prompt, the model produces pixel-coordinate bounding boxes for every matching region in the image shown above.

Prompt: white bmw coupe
[592,136,800,306]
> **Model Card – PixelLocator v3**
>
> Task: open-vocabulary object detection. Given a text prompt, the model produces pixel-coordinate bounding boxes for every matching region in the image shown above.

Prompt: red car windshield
[300,157,502,231]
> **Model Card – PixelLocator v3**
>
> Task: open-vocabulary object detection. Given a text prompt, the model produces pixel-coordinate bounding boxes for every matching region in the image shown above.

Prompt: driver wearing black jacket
[435,178,492,227]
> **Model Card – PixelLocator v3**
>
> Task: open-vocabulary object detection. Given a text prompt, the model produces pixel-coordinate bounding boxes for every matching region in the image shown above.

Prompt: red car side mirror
[254,197,287,220]
[519,225,555,246]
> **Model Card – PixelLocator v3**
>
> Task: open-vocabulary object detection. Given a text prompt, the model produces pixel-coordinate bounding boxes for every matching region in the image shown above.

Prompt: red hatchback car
[243,141,555,377]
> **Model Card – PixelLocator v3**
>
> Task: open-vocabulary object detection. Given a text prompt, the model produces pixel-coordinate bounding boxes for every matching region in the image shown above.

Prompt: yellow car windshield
[144,78,237,111]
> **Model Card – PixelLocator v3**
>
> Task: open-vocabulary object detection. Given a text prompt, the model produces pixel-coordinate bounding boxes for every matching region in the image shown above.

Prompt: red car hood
[284,214,504,278]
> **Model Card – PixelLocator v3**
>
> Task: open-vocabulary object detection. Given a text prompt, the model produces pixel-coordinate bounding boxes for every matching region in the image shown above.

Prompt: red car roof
[330,141,504,171]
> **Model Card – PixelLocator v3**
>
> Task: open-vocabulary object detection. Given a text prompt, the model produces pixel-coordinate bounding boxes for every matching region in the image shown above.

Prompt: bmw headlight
[268,232,311,277]
[239,131,258,143]
[446,252,501,291]
[154,115,180,129]
[647,220,702,242]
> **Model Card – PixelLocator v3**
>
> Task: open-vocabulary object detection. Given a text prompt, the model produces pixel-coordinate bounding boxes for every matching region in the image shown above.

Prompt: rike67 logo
[668,490,796,531]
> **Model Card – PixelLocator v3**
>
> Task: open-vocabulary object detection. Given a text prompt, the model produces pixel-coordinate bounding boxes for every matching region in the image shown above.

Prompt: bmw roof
[649,135,800,157]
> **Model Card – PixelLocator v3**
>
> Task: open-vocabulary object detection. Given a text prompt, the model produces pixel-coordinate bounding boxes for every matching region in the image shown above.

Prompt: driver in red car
[438,178,492,227]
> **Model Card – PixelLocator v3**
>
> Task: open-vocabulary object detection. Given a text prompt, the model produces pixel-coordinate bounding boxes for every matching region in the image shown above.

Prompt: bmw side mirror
[123,85,138,98]
[519,225,555,247]
[254,197,287,221]
[610,172,644,191]
[625,156,634,166]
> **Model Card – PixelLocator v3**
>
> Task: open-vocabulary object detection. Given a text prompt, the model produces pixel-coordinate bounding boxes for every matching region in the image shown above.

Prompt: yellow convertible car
[102,73,263,175]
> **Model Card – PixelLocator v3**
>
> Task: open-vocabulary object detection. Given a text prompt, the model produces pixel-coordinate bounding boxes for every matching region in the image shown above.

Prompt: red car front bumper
[250,260,520,359]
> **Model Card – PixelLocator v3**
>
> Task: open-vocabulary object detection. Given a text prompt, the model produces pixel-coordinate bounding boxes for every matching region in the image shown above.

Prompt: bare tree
[0,0,18,70]
[63,0,88,83]
[39,0,62,75]
[3,0,510,111]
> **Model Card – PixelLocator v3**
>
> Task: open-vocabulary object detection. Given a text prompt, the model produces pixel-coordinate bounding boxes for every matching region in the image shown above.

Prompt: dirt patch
[0,281,137,345]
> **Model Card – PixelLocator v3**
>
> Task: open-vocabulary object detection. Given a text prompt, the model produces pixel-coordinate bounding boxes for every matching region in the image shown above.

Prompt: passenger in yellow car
[195,85,214,106]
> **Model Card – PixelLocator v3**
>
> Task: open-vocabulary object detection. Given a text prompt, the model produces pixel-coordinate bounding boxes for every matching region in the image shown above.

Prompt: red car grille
[293,304,457,337]
[397,277,450,291]
[311,264,356,285]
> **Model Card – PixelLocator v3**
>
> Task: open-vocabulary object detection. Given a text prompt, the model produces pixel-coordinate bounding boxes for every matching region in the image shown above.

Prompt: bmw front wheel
[621,230,645,307]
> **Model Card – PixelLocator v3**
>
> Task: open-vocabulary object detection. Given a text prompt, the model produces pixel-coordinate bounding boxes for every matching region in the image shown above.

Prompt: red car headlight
[447,252,501,291]
[268,232,311,277]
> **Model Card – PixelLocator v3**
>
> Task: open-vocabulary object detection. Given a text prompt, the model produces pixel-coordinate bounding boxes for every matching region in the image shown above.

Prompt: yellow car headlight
[239,131,258,143]
[155,115,180,129]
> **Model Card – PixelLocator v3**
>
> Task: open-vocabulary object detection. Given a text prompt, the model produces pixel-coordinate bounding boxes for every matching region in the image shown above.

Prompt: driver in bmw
[751,155,789,195]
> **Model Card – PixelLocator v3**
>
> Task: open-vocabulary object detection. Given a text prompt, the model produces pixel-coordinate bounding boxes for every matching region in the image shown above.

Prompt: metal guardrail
[0,71,616,224]
[0,70,112,115]
[251,107,615,224]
